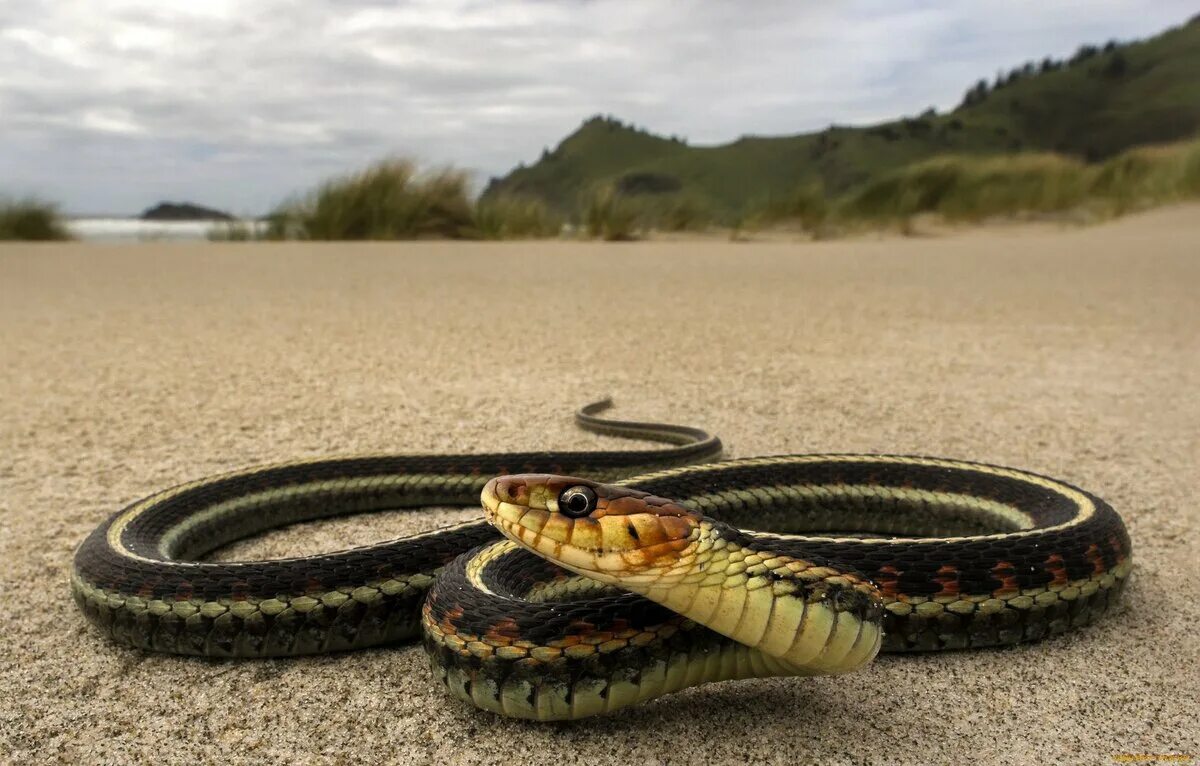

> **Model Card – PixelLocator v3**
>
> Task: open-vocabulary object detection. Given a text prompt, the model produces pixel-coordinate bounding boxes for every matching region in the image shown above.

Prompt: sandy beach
[2,206,1198,764]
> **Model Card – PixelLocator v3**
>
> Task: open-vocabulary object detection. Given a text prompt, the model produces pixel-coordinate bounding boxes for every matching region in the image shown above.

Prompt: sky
[0,1,1195,215]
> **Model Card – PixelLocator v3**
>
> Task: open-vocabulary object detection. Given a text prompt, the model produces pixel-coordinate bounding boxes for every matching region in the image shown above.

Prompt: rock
[140,202,234,221]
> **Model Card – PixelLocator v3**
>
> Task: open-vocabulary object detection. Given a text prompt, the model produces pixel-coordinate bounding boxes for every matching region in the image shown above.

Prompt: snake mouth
[481,475,566,561]
[482,475,598,572]
[481,474,554,523]
[480,477,509,523]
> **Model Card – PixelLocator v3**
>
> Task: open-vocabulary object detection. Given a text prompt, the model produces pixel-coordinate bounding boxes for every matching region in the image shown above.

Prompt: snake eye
[558,485,597,518]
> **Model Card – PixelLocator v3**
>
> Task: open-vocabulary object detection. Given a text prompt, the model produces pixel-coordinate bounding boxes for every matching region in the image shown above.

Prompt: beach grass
[750,182,831,236]
[271,159,476,240]
[749,136,1200,236]
[579,184,645,241]
[263,159,572,241]
[0,199,72,241]
[838,152,1090,227]
[645,195,715,233]
[470,195,563,239]
[574,188,715,240]
[1088,139,1200,214]
[206,220,264,241]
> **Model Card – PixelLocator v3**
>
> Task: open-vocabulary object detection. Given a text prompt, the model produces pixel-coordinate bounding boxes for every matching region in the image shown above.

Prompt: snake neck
[617,520,884,674]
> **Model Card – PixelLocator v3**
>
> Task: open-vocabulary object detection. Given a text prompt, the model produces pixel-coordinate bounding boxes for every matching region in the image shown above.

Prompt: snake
[71,401,1133,721]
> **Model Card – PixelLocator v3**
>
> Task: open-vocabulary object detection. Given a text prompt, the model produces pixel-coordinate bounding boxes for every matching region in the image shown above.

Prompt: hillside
[483,16,1200,218]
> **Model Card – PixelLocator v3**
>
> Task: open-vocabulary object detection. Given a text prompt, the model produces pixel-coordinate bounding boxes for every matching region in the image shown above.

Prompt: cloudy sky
[1,1,1194,215]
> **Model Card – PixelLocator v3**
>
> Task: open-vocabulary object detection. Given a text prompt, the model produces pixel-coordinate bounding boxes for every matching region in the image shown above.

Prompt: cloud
[0,0,1193,214]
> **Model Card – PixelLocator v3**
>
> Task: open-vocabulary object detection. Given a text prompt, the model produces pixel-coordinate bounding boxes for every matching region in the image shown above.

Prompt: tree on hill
[960,79,989,107]
[1102,52,1129,78]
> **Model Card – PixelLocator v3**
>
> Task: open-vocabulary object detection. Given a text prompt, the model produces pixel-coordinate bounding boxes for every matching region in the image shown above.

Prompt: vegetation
[752,137,1200,235]
[652,195,714,233]
[206,220,265,241]
[1088,140,1200,214]
[483,17,1200,218]
[577,188,714,239]
[0,199,72,241]
[579,184,644,241]
[470,195,563,239]
[226,136,1200,244]
[839,153,1089,226]
[261,159,571,241]
[270,159,476,240]
[750,182,831,236]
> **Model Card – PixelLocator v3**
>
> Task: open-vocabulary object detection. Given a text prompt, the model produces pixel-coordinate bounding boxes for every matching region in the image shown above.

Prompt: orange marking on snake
[933,564,961,598]
[990,561,1019,597]
[1043,554,1069,588]
[876,565,902,599]
[484,618,521,645]
[438,605,465,636]
[1107,533,1128,563]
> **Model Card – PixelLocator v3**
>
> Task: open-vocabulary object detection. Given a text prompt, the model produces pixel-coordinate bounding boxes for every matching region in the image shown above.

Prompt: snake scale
[72,401,1132,720]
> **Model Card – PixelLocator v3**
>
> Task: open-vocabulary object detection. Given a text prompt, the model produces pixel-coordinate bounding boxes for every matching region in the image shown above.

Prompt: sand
[2,207,1198,765]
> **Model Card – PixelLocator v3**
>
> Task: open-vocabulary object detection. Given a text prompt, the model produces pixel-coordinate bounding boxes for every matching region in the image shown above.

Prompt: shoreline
[39,201,1200,245]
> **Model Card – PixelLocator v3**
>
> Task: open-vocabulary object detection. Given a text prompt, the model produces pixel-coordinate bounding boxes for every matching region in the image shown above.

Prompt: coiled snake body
[72,402,1132,720]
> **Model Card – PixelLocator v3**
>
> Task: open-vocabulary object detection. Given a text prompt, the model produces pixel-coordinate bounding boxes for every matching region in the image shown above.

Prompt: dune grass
[573,186,715,240]
[265,159,571,241]
[645,195,714,233]
[206,220,266,241]
[838,153,1090,227]
[750,182,831,236]
[0,199,72,241]
[1088,140,1200,214]
[750,137,1200,236]
[270,159,476,240]
[471,195,563,239]
[579,185,645,241]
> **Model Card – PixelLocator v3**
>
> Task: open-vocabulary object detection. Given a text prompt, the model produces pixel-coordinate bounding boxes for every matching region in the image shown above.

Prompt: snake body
[72,402,1132,720]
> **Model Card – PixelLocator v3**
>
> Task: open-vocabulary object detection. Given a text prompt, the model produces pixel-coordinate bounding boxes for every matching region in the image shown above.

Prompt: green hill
[483,16,1200,219]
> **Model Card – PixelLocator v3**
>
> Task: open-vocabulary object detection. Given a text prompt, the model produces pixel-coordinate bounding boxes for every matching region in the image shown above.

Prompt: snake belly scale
[71,402,1132,720]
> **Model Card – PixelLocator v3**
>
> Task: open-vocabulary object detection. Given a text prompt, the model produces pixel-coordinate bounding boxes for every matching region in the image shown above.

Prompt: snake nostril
[496,479,527,505]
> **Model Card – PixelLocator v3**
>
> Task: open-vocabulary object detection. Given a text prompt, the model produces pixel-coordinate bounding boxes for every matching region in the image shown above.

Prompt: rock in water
[140,202,234,221]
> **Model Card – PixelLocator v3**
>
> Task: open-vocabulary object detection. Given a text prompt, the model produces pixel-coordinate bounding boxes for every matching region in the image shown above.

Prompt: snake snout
[483,476,530,509]
[481,477,535,528]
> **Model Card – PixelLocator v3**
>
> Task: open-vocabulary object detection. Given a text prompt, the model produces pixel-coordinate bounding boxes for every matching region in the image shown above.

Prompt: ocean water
[66,218,264,242]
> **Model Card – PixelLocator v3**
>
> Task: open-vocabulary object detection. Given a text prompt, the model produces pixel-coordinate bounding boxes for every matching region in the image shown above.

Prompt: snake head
[481,475,701,581]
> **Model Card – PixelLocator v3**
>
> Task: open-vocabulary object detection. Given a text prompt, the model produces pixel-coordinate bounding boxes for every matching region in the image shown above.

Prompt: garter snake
[72,401,1132,720]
